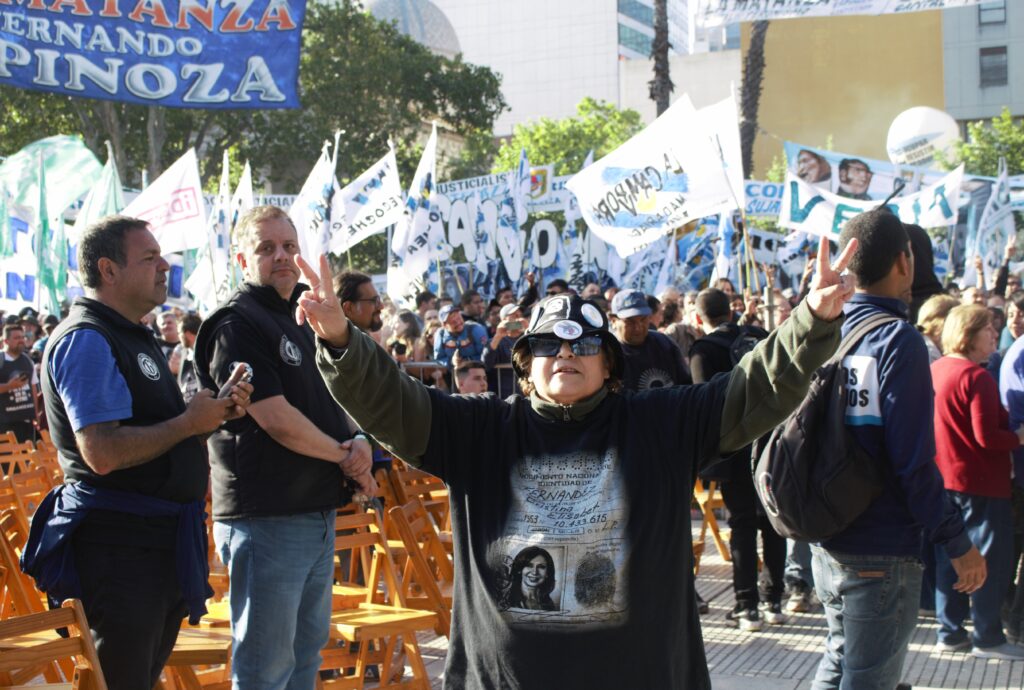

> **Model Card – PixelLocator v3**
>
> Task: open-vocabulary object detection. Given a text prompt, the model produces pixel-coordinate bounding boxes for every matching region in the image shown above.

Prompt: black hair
[460,290,482,307]
[334,270,373,304]
[1010,290,1024,313]
[415,291,437,309]
[839,158,871,175]
[695,288,732,325]
[839,208,910,288]
[547,279,569,292]
[645,295,660,313]
[78,215,149,289]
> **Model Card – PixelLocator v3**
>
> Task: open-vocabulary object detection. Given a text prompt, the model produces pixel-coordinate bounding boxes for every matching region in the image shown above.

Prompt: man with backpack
[808,209,986,689]
[610,289,691,390]
[690,288,785,631]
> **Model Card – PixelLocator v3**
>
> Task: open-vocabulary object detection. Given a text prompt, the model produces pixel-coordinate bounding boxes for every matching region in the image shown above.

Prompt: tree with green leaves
[945,108,1024,177]
[491,98,644,175]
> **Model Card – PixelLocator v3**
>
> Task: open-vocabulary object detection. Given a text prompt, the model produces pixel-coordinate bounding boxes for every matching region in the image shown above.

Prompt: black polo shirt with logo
[195,282,352,521]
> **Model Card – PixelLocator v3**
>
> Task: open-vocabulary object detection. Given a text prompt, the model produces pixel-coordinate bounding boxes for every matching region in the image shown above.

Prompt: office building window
[980,46,1008,87]
[618,0,654,28]
[979,1,1007,25]
[619,23,653,56]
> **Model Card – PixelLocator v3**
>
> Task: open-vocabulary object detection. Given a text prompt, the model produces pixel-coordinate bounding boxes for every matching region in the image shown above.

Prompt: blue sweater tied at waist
[20,482,212,624]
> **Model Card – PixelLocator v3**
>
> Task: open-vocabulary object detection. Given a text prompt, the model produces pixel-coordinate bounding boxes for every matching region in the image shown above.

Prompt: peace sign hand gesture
[295,254,350,347]
[805,235,858,322]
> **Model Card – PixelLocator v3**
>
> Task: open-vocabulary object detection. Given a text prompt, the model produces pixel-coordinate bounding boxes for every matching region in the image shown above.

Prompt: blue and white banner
[745,181,784,218]
[779,165,964,238]
[329,148,404,255]
[0,0,305,108]
[566,95,735,257]
[964,158,1015,288]
[696,0,985,25]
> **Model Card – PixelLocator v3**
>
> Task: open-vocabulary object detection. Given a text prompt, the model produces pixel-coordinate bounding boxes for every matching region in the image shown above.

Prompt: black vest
[195,283,352,520]
[42,298,208,503]
[0,352,35,425]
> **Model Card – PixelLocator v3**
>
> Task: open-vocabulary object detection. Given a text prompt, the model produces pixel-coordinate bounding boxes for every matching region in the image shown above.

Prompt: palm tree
[740,20,770,178]
[648,0,674,116]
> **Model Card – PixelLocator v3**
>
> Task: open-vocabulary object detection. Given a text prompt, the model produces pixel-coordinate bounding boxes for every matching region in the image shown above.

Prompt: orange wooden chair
[320,509,437,690]
[387,499,453,638]
[693,478,730,567]
[0,599,107,690]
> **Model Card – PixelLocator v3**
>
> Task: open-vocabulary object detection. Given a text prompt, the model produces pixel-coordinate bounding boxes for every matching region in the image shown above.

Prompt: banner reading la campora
[0,0,306,108]
[566,96,735,257]
[779,165,965,238]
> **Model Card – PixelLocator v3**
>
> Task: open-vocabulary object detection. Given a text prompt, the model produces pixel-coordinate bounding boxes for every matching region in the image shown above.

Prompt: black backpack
[701,325,769,367]
[752,313,899,541]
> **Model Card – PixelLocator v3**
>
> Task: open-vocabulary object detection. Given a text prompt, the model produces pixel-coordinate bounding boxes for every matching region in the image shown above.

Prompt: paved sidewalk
[409,520,1024,689]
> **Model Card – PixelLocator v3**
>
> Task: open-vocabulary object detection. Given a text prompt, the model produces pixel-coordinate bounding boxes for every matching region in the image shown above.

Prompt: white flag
[70,142,124,242]
[329,148,405,255]
[697,95,744,210]
[186,152,234,313]
[289,142,338,259]
[965,157,1015,287]
[392,124,446,277]
[230,162,255,230]
[566,96,735,257]
[123,148,207,254]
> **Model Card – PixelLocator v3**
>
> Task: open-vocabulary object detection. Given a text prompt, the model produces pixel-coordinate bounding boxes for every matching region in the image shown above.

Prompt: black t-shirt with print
[420,379,727,689]
[620,331,691,391]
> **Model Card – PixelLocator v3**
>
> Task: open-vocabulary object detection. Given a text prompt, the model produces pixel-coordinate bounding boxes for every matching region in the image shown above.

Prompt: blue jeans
[785,539,814,591]
[935,492,1013,649]
[214,512,336,690]
[811,547,922,690]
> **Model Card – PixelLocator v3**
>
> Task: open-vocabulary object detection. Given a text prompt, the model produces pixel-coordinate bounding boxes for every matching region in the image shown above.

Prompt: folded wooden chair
[387,499,452,638]
[321,509,437,690]
[0,599,107,690]
[388,464,450,533]
[693,479,730,565]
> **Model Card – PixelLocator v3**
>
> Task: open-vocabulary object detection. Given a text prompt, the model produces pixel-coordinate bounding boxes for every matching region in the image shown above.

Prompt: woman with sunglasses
[295,236,856,689]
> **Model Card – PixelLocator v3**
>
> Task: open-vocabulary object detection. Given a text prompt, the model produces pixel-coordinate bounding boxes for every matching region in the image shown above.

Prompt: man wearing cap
[433,304,488,367]
[483,303,526,397]
[294,234,857,688]
[610,289,691,391]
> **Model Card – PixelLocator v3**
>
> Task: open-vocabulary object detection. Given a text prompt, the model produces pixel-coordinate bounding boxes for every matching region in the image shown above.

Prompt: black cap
[511,294,623,380]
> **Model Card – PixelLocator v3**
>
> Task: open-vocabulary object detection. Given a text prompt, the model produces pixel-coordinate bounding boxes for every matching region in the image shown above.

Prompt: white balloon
[886,107,961,169]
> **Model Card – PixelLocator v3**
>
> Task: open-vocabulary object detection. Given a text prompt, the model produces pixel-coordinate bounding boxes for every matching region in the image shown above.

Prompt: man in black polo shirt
[31,216,252,690]
[0,323,38,442]
[195,205,373,689]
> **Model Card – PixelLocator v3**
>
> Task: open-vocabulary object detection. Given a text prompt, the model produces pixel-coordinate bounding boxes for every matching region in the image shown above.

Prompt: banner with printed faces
[779,165,964,238]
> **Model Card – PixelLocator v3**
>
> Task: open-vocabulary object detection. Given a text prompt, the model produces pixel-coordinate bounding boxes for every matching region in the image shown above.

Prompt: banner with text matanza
[0,0,306,108]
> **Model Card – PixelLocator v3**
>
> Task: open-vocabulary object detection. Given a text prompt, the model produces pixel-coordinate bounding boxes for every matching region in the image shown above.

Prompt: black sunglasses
[527,335,603,357]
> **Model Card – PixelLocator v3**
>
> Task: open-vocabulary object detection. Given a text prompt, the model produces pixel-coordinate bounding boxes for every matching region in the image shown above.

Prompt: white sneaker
[972,642,1024,660]
[934,639,970,653]
[760,602,789,625]
[786,590,809,613]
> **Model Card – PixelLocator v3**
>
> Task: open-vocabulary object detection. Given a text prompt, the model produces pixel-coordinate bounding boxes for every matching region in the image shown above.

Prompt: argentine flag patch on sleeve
[841,355,882,426]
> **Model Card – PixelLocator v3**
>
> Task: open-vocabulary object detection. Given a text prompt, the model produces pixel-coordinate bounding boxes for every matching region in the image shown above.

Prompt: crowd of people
[3,204,1024,689]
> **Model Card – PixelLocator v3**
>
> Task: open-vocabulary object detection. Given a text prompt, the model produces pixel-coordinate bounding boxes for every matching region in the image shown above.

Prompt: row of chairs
[0,432,457,690]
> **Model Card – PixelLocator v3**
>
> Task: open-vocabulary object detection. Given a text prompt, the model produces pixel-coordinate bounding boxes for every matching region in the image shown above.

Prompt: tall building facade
[943,1,1024,124]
